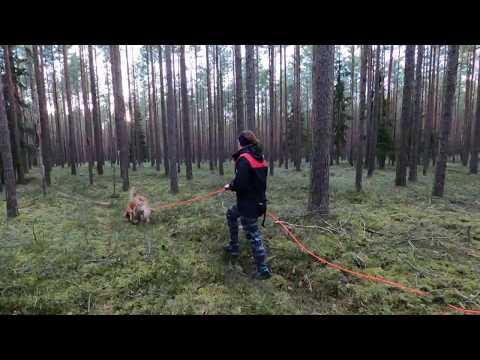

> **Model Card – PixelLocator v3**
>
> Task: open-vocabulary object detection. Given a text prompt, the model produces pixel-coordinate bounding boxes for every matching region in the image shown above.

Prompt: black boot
[251,255,271,280]
[223,244,240,257]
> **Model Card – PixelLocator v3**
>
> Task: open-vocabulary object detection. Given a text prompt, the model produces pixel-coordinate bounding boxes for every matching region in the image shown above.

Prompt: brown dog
[124,187,153,224]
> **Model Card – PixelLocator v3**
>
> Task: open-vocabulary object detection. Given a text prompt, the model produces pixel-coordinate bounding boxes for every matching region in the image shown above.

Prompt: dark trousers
[226,205,268,271]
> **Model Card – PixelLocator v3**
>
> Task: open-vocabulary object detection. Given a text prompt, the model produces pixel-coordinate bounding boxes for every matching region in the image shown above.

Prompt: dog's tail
[129,187,137,201]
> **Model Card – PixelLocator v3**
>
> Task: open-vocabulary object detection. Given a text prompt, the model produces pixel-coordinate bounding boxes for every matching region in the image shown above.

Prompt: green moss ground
[0,161,479,314]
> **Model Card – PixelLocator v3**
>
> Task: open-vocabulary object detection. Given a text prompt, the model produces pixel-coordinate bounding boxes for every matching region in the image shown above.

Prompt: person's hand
[224,184,230,191]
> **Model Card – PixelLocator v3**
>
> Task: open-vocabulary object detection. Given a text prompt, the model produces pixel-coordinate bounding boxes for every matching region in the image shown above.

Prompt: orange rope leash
[152,188,225,211]
[268,212,480,315]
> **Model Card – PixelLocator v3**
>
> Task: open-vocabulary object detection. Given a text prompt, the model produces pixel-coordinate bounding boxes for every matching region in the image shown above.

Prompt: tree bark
[268,45,275,176]
[110,45,129,191]
[245,45,256,131]
[470,47,480,174]
[409,45,425,182]
[146,47,154,166]
[149,46,162,171]
[293,45,302,171]
[215,46,225,176]
[309,45,334,214]
[63,45,77,175]
[165,46,179,193]
[194,46,202,168]
[26,48,46,194]
[180,45,193,180]
[462,46,475,166]
[234,45,245,135]
[51,46,65,168]
[356,46,368,192]
[395,45,416,186]
[349,45,356,167]
[88,45,104,175]
[367,46,381,177]
[158,46,170,176]
[0,74,18,217]
[423,45,436,175]
[32,45,52,186]
[278,46,284,168]
[105,60,115,165]
[284,46,289,170]
[3,45,26,184]
[432,45,460,197]
[125,46,136,171]
[205,46,214,171]
[79,45,94,185]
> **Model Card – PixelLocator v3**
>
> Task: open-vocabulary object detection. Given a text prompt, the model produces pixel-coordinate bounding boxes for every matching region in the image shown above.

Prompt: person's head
[238,130,259,150]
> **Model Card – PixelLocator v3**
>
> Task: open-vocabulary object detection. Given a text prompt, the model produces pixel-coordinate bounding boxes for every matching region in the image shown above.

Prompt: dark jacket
[229,145,268,218]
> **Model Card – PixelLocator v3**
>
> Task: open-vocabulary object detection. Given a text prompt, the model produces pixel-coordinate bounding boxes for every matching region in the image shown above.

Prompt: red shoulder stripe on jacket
[238,153,268,169]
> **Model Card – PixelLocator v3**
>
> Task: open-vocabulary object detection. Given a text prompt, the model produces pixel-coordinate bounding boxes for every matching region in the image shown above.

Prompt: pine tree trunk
[278,45,284,168]
[110,45,130,191]
[309,45,334,214]
[180,45,193,180]
[387,45,394,120]
[146,47,154,166]
[349,45,356,167]
[3,45,26,184]
[205,46,214,171]
[432,46,443,166]
[432,45,460,197]
[88,45,104,175]
[125,46,136,171]
[470,47,480,174]
[215,46,225,176]
[364,47,372,168]
[132,64,144,166]
[173,48,182,173]
[293,45,302,171]
[12,47,28,176]
[423,45,436,175]
[245,45,256,131]
[165,46,179,193]
[94,47,103,160]
[51,46,65,168]
[0,74,18,217]
[392,46,401,165]
[269,45,275,176]
[27,48,47,194]
[32,45,52,186]
[367,46,381,177]
[235,45,245,135]
[158,46,170,176]
[356,46,368,192]
[408,45,425,182]
[395,45,416,187]
[149,46,162,171]
[105,61,115,166]
[462,46,475,166]
[284,46,289,170]
[194,46,202,168]
[63,46,77,175]
[79,45,94,185]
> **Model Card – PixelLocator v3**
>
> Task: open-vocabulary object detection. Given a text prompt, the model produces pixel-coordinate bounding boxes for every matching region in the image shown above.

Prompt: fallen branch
[365,228,384,236]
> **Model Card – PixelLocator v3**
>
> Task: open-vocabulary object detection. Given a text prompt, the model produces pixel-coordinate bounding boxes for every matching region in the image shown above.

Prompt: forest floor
[1,161,480,315]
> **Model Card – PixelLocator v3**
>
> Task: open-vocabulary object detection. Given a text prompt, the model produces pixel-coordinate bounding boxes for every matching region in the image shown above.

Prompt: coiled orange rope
[267,212,480,315]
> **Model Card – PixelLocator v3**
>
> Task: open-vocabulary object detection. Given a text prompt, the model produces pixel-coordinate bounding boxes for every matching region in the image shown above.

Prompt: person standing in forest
[223,130,271,280]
